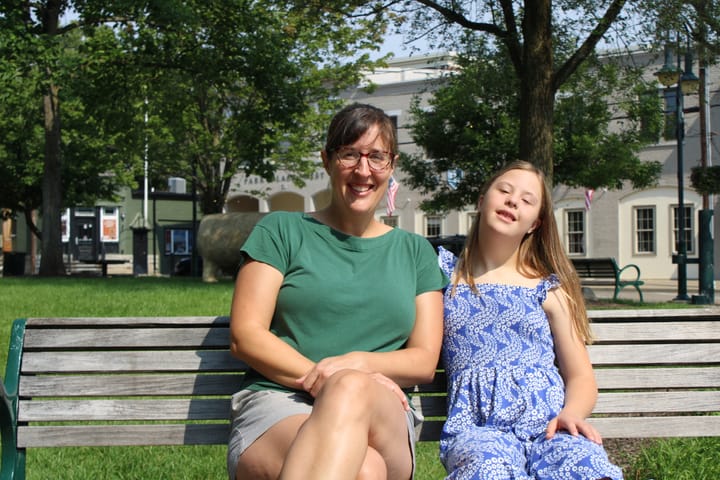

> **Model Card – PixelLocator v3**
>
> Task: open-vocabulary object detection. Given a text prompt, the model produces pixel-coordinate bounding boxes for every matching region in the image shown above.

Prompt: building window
[639,88,661,143]
[663,88,678,141]
[100,207,119,242]
[165,229,193,256]
[566,209,585,255]
[382,216,398,228]
[61,208,70,243]
[672,205,694,254]
[634,206,655,254]
[426,216,442,237]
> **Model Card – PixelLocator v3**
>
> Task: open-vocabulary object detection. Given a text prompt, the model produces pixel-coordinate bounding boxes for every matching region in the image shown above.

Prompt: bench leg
[634,285,644,303]
[614,284,644,303]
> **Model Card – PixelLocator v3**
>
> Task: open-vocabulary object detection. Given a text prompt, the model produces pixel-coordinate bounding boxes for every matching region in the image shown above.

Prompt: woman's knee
[317,370,377,409]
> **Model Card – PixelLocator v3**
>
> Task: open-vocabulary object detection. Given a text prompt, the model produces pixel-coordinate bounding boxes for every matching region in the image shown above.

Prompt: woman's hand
[367,372,410,411]
[297,352,369,397]
[546,409,603,444]
[296,354,410,410]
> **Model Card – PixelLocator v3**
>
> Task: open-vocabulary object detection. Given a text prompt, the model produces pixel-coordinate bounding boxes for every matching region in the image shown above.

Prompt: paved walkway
[586,279,719,305]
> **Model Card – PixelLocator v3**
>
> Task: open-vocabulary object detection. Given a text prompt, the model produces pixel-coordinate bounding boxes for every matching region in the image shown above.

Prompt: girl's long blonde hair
[452,160,592,343]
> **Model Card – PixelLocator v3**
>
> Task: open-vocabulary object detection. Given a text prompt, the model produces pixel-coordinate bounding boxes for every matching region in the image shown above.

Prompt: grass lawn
[0,276,717,479]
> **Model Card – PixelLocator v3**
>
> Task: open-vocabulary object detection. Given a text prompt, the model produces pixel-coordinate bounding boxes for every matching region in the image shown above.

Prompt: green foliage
[691,165,720,195]
[402,38,662,212]
[115,0,388,214]
[401,41,519,212]
[0,0,389,228]
[553,57,663,191]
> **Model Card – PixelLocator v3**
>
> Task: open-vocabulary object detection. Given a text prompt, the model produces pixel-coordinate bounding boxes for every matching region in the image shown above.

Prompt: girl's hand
[546,409,603,444]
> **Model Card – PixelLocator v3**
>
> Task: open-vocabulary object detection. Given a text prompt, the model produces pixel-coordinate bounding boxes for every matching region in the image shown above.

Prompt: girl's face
[479,168,543,237]
[322,124,395,215]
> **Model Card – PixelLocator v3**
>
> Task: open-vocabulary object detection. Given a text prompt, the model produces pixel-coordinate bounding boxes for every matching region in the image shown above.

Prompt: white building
[225,51,720,282]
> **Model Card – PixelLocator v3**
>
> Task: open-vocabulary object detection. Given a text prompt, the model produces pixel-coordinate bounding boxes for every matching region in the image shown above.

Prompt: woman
[227,103,448,480]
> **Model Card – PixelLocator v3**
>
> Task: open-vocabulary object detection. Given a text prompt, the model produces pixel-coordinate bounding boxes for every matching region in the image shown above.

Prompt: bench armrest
[1,319,26,479]
[617,263,641,281]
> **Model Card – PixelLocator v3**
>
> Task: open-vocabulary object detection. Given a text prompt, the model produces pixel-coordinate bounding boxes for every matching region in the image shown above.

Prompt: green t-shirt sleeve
[240,212,292,274]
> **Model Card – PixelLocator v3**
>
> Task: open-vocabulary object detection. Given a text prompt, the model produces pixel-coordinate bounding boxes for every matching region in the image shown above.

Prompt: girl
[438,161,622,479]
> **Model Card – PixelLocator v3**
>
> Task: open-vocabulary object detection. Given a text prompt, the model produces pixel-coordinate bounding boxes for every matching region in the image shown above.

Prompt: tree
[122,1,386,215]
[401,40,663,212]
[0,0,387,275]
[389,0,637,183]
[0,3,141,274]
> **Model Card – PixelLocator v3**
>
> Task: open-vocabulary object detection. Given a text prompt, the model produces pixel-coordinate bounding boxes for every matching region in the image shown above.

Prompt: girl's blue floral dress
[438,248,623,480]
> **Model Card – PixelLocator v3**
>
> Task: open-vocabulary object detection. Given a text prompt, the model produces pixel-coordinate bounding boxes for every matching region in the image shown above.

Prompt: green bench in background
[571,257,644,302]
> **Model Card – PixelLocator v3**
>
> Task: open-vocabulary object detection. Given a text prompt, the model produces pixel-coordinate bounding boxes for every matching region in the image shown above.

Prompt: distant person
[226,103,447,480]
[438,160,622,479]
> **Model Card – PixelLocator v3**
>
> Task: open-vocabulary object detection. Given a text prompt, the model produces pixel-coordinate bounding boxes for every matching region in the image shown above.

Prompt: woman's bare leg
[235,414,308,480]
[278,370,413,480]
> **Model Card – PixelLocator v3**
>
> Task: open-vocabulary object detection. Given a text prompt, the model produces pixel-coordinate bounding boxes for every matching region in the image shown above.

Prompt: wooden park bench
[571,257,645,302]
[2,309,719,478]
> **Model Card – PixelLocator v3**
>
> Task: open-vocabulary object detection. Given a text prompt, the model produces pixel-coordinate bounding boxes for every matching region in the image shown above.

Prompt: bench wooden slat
[19,374,246,397]
[593,391,720,413]
[21,350,246,373]
[411,396,446,417]
[17,424,230,448]
[24,316,229,327]
[589,416,720,438]
[588,343,720,365]
[588,308,717,321]
[23,327,230,349]
[594,367,720,389]
[591,321,720,342]
[18,399,230,422]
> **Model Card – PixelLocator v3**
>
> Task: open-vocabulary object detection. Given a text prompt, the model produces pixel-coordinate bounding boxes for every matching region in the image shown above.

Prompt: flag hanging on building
[387,176,399,217]
[585,189,594,211]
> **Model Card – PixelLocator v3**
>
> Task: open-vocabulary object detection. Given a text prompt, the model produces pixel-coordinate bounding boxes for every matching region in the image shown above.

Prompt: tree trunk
[38,81,66,276]
[517,0,555,184]
[38,0,66,276]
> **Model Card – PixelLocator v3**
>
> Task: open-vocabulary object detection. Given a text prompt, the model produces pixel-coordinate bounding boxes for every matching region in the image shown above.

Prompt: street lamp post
[655,37,699,302]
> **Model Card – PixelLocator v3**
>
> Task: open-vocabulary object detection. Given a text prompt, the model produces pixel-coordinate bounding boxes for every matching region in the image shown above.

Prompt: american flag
[387,176,399,216]
[585,189,594,211]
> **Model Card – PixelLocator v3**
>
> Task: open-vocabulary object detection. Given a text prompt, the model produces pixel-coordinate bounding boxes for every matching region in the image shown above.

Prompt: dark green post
[693,209,714,304]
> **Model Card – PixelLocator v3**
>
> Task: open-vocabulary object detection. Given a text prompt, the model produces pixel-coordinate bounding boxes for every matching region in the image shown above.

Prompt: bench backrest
[5,309,720,449]
[570,258,619,278]
[412,308,720,440]
[5,316,245,448]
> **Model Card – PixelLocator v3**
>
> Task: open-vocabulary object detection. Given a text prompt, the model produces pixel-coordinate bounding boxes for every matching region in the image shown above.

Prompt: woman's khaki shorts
[226,388,423,479]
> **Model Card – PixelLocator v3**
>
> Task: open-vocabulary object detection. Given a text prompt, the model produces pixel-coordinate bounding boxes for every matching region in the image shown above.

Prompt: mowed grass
[1,276,717,479]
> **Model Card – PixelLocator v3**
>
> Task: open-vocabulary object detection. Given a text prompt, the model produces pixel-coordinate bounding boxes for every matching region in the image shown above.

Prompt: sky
[374,32,433,60]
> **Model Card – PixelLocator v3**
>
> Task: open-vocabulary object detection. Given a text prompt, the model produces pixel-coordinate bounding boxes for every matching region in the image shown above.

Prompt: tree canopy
[0,0,387,275]
[401,40,663,212]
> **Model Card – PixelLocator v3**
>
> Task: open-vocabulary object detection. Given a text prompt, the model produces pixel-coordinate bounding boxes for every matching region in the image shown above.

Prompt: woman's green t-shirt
[239,211,448,392]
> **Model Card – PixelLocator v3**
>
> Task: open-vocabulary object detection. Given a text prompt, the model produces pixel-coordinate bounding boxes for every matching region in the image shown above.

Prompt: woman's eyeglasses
[335,148,393,172]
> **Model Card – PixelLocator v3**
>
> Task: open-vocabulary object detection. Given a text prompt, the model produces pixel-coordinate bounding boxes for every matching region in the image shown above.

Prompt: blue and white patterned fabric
[438,247,623,480]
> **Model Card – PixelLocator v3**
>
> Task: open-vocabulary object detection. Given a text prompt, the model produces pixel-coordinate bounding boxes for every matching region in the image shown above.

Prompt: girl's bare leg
[278,370,412,480]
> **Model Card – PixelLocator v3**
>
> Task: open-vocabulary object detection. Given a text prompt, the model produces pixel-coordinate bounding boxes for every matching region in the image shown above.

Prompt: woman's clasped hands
[296,352,410,410]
